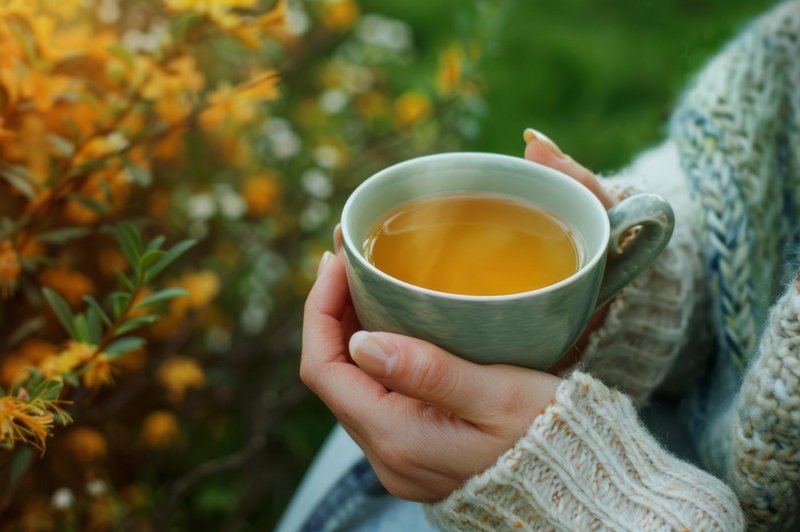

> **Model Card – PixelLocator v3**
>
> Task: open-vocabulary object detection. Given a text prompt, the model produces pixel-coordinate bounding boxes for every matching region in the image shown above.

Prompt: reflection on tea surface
[364,193,579,296]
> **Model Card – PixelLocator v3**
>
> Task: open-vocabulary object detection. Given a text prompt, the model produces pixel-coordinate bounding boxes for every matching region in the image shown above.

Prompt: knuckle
[374,438,409,472]
[298,359,317,389]
[414,354,456,401]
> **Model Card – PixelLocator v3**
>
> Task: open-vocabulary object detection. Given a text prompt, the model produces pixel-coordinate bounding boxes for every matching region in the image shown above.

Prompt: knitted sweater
[427,2,800,530]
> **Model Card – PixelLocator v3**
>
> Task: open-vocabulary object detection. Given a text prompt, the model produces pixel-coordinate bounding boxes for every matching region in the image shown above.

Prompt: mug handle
[593,193,675,311]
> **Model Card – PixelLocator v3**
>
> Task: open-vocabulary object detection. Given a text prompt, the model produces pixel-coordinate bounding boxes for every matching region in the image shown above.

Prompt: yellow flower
[142,56,205,125]
[156,357,205,403]
[164,0,258,14]
[0,395,55,452]
[394,91,432,128]
[437,44,463,95]
[140,410,180,449]
[241,172,281,217]
[64,426,107,463]
[39,342,95,379]
[0,240,21,298]
[199,71,280,129]
[82,354,114,389]
[170,270,220,318]
[320,0,359,31]
[39,268,95,307]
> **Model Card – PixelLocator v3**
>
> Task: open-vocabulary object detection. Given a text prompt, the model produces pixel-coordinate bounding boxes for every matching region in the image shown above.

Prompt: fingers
[523,127,615,209]
[349,331,559,430]
[300,253,387,437]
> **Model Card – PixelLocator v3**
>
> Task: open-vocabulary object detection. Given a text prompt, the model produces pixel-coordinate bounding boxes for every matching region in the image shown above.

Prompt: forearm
[425,372,744,531]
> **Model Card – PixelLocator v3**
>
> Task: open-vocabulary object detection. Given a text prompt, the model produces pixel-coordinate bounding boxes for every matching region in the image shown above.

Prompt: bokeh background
[0,0,767,529]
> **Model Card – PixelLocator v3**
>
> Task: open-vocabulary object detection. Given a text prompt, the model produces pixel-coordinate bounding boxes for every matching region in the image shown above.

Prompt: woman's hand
[300,128,613,502]
[301,249,559,501]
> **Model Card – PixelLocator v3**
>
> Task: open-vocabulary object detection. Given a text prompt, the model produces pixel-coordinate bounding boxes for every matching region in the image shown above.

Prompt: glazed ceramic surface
[341,152,673,369]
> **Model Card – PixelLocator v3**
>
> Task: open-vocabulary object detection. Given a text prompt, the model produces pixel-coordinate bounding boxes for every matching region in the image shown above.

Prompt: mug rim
[341,151,611,302]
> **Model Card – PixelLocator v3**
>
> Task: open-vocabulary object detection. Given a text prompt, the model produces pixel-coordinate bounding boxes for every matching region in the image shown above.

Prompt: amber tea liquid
[363,193,580,296]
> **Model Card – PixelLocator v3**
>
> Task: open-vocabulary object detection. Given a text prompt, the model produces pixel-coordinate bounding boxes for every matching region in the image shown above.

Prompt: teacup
[340,152,674,370]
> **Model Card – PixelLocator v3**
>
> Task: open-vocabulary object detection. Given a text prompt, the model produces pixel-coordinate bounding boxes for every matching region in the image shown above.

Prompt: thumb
[348,331,558,428]
[523,128,615,209]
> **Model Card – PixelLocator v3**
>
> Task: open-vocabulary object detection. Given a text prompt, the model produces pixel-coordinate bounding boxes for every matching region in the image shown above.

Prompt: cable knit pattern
[425,372,744,531]
[576,144,708,405]
[668,0,800,483]
[730,274,800,530]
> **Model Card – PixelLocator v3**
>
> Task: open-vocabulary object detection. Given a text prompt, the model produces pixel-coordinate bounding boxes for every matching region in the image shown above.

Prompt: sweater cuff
[572,147,708,404]
[425,372,744,531]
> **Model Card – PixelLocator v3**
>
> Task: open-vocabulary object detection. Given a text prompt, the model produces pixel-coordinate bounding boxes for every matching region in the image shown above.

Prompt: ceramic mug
[340,152,674,370]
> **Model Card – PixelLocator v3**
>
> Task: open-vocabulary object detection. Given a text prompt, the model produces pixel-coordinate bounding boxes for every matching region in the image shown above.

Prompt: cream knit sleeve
[573,141,711,404]
[424,372,744,531]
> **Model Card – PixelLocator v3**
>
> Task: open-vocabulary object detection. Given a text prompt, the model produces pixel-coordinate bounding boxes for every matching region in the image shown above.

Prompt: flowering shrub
[0,0,494,527]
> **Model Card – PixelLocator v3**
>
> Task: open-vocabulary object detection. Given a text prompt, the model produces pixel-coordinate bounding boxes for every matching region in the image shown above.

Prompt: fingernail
[523,128,563,156]
[316,250,334,278]
[333,223,343,253]
[349,331,398,378]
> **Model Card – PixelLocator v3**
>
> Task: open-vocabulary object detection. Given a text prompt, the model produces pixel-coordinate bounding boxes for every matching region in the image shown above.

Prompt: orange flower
[0,355,29,387]
[199,71,279,129]
[140,410,180,449]
[0,395,55,452]
[18,339,58,364]
[394,91,432,128]
[64,427,107,463]
[0,240,21,298]
[437,44,463,95]
[82,354,114,389]
[241,173,281,217]
[320,0,359,31]
[63,167,130,225]
[39,268,95,307]
[156,357,205,403]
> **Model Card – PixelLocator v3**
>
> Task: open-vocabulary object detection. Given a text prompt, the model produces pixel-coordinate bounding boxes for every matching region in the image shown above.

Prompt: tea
[363,193,579,295]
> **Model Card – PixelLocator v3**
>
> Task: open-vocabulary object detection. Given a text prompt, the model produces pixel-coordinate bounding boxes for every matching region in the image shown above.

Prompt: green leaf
[114,269,135,292]
[138,249,164,273]
[73,314,90,343]
[83,295,112,327]
[86,307,103,345]
[9,448,33,485]
[125,164,152,186]
[107,43,135,68]
[147,235,166,252]
[36,227,91,244]
[7,316,45,348]
[66,193,108,215]
[170,11,202,43]
[134,287,188,310]
[37,379,63,402]
[105,337,145,358]
[110,292,132,317]
[114,315,157,336]
[46,133,75,157]
[42,288,77,339]
[145,239,196,281]
[63,373,79,387]
[120,222,144,257]
[0,165,36,200]
[115,224,141,269]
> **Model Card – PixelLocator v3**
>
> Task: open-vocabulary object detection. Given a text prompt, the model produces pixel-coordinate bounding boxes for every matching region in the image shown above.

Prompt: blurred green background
[363,0,769,170]
[277,0,767,524]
